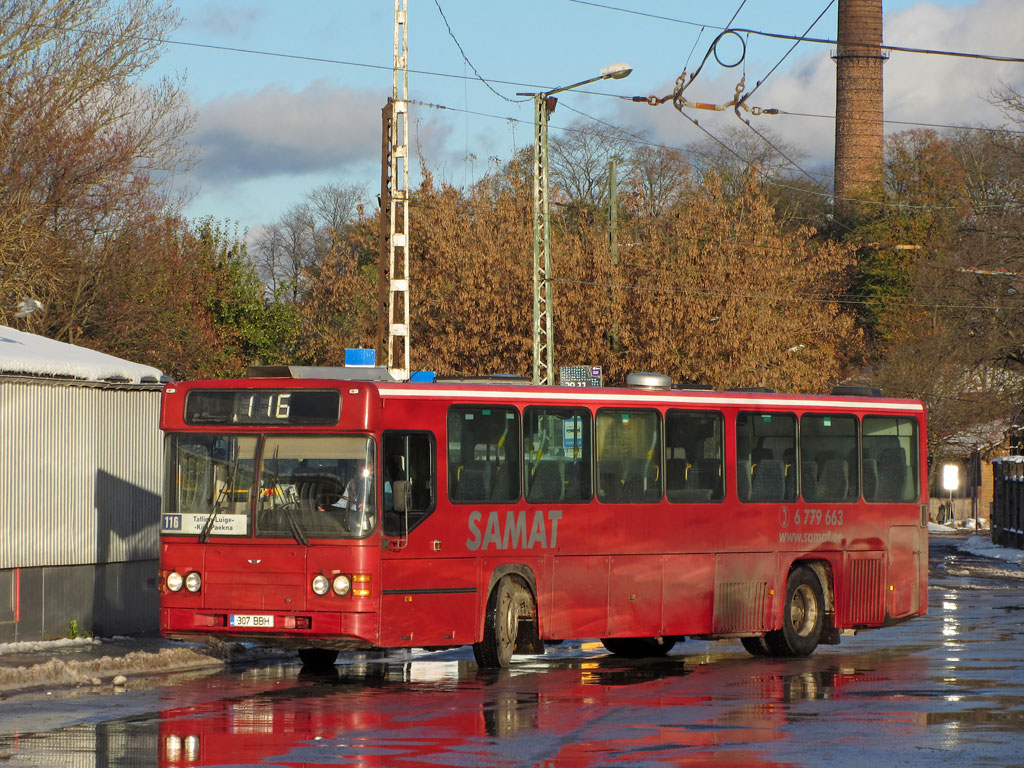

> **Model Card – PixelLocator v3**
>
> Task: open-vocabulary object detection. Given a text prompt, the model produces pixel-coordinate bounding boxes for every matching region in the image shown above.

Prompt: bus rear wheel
[473,577,532,669]
[765,566,824,657]
[298,648,339,668]
[601,637,676,658]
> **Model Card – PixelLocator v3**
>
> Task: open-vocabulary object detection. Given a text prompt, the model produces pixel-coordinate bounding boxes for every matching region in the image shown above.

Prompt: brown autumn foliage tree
[295,209,379,366]
[557,170,860,390]
[300,152,862,392]
[854,126,1024,459]
[88,216,281,380]
[300,166,534,375]
[0,0,195,350]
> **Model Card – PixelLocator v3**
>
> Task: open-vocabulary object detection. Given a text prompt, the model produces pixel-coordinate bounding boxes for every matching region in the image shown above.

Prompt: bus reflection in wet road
[5,535,1024,767]
[151,634,1012,768]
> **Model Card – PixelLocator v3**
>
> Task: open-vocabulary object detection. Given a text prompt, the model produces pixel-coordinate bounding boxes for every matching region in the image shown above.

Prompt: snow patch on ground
[0,646,223,692]
[0,637,100,656]
[958,534,1024,566]
[0,637,297,694]
[929,517,988,534]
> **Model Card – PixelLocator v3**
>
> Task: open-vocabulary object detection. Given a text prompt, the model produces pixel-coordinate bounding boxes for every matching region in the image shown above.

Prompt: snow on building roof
[0,325,165,384]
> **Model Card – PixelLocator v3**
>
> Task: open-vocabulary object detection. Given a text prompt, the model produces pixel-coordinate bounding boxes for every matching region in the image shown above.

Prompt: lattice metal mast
[531,95,554,386]
[388,0,411,380]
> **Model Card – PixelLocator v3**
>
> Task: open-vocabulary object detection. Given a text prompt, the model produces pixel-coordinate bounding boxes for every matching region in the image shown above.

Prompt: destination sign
[184,389,340,426]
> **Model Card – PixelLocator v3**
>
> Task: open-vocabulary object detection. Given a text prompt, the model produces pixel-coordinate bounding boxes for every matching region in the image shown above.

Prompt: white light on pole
[942,464,959,524]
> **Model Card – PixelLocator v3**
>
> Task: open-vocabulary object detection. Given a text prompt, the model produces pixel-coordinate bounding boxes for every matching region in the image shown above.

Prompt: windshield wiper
[200,448,240,543]
[269,446,309,546]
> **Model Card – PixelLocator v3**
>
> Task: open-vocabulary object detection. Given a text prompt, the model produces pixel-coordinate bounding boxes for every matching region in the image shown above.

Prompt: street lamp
[942,464,959,524]
[518,63,633,385]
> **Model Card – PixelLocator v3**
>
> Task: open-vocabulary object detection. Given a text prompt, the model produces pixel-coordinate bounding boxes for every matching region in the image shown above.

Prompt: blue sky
[151,0,1022,234]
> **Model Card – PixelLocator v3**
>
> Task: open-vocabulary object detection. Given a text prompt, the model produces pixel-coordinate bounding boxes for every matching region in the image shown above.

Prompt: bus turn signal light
[352,573,371,597]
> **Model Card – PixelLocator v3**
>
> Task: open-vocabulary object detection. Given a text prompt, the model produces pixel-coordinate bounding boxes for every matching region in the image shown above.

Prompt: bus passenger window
[447,406,521,503]
[801,414,859,502]
[863,416,919,502]
[382,431,435,536]
[665,410,724,502]
[736,412,797,502]
[596,409,662,503]
[524,407,592,503]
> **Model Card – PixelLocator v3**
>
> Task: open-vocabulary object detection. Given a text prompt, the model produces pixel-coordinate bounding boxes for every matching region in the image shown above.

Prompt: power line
[771,110,1024,136]
[548,276,1024,314]
[567,0,1024,64]
[23,14,1020,142]
[740,0,834,104]
[411,98,1024,212]
[723,0,749,29]
[731,1,837,188]
[432,0,522,103]
[4,19,556,92]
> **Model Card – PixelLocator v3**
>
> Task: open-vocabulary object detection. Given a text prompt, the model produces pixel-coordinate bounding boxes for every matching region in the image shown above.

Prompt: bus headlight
[166,572,183,592]
[165,735,182,760]
[311,574,330,596]
[184,735,200,761]
[184,572,202,593]
[332,575,351,596]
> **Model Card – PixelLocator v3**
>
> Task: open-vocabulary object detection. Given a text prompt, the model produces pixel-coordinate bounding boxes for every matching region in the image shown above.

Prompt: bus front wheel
[601,637,676,658]
[473,577,532,669]
[297,648,339,668]
[765,566,825,657]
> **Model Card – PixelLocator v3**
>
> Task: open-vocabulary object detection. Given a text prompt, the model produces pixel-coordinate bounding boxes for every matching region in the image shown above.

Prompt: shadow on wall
[93,469,161,636]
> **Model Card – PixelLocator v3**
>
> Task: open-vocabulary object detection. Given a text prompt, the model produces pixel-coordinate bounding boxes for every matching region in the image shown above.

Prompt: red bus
[158,368,927,668]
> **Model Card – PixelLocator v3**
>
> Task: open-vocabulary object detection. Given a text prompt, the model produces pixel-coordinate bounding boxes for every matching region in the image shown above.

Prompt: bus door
[379,430,476,647]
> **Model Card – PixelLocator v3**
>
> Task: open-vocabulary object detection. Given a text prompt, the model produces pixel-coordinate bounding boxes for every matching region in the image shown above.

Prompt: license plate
[229,614,274,628]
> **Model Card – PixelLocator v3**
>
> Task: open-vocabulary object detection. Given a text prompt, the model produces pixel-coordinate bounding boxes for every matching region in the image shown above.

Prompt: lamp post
[518,63,632,385]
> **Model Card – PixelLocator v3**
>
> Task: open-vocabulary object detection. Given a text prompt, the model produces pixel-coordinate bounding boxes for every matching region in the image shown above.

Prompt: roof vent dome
[626,372,672,390]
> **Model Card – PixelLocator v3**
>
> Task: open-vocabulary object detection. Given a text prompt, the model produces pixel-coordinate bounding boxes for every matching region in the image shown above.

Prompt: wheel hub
[789,583,819,637]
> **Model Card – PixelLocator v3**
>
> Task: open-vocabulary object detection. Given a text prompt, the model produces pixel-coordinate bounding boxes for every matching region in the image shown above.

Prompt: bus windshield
[256,435,377,540]
[162,434,377,540]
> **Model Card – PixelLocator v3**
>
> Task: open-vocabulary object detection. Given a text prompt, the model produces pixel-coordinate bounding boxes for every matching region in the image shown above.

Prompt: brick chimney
[834,0,885,223]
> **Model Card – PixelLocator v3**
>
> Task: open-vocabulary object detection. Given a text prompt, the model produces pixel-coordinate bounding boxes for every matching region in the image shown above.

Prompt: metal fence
[0,376,163,569]
[990,456,1024,549]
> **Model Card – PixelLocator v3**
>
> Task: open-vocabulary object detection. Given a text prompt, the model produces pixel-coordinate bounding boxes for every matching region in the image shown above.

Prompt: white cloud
[884,0,1023,127]
[190,81,383,182]
[190,79,455,187]
[189,3,263,38]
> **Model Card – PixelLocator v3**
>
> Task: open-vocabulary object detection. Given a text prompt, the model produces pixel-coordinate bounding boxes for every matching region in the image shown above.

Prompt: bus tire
[741,636,772,657]
[297,648,339,668]
[766,566,824,657]
[601,637,675,658]
[473,577,530,669]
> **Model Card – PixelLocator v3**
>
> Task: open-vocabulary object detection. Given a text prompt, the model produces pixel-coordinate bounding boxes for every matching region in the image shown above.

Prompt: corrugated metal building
[0,325,165,642]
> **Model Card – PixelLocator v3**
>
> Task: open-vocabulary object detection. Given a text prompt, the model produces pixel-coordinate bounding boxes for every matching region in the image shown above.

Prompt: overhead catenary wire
[729,1,837,188]
[410,98,1024,212]
[567,0,1024,64]
[737,0,835,106]
[544,276,1024,315]
[19,13,1021,141]
[1,19,557,92]
[23,7,1005,216]
[432,0,522,103]
[770,110,1024,136]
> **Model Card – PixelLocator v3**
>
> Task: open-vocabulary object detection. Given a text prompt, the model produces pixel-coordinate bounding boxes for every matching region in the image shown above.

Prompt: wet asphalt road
[2,533,1024,767]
